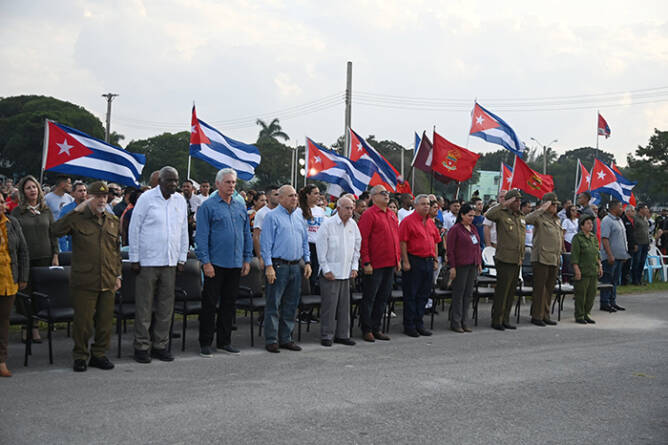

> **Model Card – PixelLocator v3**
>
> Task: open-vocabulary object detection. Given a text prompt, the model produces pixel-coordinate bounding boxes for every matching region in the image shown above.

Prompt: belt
[272,258,301,265]
[408,254,435,261]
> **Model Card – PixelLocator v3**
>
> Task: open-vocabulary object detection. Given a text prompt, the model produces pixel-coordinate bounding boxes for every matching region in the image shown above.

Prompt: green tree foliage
[0,95,112,180]
[626,129,668,204]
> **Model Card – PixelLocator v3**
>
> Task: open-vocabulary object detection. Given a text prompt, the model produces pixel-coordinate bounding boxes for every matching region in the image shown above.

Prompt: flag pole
[40,118,49,185]
[498,161,503,194]
[573,159,580,204]
[466,98,476,149]
[187,155,192,180]
[455,182,460,200]
[304,136,308,188]
[596,110,600,150]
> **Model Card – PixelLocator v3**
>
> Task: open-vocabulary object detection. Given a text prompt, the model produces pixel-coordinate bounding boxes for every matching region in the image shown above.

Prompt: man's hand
[503,196,516,207]
[51,254,59,267]
[74,198,93,213]
[573,265,581,281]
[324,271,335,281]
[241,262,250,277]
[350,270,358,279]
[607,256,615,265]
[478,265,483,274]
[203,263,215,278]
[634,245,638,252]
[433,260,439,270]
[304,264,312,279]
[265,265,276,284]
[131,262,141,274]
[598,264,603,278]
[402,259,411,271]
[539,200,551,211]
[449,267,456,282]
[177,262,185,273]
[363,264,373,275]
[114,278,122,292]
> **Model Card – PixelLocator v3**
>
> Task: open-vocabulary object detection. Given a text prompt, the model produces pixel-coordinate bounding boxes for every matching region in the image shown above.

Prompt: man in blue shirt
[57,181,88,252]
[260,185,311,353]
[195,168,252,357]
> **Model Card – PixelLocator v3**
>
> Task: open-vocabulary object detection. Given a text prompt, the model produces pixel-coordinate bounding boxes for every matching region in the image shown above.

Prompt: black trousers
[361,266,394,334]
[199,266,240,347]
[308,243,320,295]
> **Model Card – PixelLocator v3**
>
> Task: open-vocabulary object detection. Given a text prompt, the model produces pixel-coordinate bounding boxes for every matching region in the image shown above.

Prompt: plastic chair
[645,246,666,283]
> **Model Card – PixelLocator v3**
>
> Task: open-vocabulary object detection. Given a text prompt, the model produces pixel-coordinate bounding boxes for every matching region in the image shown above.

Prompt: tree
[626,129,668,204]
[256,118,289,144]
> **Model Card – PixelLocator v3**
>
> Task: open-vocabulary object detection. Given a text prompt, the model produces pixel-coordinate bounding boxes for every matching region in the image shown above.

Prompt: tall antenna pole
[102,93,119,143]
[344,62,352,157]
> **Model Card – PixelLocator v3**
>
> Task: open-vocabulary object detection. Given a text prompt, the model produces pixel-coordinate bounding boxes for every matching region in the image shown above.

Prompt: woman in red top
[446,203,482,333]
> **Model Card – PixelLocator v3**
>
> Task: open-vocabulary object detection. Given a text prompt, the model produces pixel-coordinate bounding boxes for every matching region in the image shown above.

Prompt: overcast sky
[2,0,667,168]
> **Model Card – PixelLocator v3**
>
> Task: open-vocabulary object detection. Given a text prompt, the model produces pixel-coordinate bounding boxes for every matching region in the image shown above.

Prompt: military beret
[505,189,522,200]
[88,181,110,195]
[578,213,595,227]
[542,192,561,206]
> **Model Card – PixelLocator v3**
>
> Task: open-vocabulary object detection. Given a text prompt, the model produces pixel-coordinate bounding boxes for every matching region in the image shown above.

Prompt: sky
[2,0,668,168]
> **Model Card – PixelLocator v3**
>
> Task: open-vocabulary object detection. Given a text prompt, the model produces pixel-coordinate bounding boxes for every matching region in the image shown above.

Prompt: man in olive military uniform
[52,181,122,372]
[484,189,526,330]
[524,192,564,326]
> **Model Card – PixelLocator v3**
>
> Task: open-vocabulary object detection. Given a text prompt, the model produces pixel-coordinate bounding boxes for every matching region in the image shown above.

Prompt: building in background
[464,170,500,202]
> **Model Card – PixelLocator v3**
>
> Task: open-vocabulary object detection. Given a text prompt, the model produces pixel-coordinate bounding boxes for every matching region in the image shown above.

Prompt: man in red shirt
[358,185,401,342]
[399,195,440,337]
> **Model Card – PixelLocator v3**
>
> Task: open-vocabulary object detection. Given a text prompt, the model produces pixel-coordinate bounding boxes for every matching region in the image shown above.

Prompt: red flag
[500,163,513,192]
[190,106,210,146]
[597,113,611,138]
[432,131,480,182]
[396,179,413,197]
[305,138,338,177]
[611,163,636,206]
[510,156,554,199]
[589,158,616,190]
[575,160,591,195]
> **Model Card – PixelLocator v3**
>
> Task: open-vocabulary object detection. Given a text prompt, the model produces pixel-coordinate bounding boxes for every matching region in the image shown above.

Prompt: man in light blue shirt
[195,168,252,357]
[599,200,630,312]
[260,185,311,353]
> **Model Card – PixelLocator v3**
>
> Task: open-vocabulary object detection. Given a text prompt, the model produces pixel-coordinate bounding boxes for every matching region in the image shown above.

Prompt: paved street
[2,291,667,444]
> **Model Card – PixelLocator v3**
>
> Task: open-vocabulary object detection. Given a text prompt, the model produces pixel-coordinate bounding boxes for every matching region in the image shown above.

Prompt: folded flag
[412,131,433,174]
[43,120,145,187]
[500,163,513,192]
[589,159,635,204]
[597,113,611,139]
[349,128,398,191]
[510,155,554,199]
[575,159,591,195]
[470,102,525,157]
[432,131,480,182]
[189,106,261,181]
[306,138,371,197]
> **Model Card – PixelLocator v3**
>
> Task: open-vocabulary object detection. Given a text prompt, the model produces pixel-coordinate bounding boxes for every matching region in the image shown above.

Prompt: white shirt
[45,192,73,218]
[483,217,497,245]
[296,206,327,244]
[315,214,361,279]
[562,218,579,244]
[443,211,457,230]
[129,186,189,266]
[253,205,272,231]
[398,208,413,222]
[186,193,204,220]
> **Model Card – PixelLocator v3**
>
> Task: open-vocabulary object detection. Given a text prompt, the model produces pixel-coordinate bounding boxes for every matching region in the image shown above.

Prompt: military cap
[505,189,522,200]
[578,213,595,227]
[88,181,110,195]
[542,192,561,206]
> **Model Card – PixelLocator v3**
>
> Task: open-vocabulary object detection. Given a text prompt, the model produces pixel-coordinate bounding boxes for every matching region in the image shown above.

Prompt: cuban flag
[597,113,611,138]
[43,120,145,187]
[470,102,525,157]
[306,138,371,197]
[189,106,260,181]
[589,158,635,204]
[500,163,513,192]
[575,159,591,195]
[349,128,398,191]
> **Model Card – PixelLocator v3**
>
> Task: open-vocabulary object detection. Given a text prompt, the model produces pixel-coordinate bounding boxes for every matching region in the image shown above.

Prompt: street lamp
[530,137,558,174]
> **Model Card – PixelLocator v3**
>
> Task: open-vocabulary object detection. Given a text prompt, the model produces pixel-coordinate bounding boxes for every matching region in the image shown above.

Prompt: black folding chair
[115,262,137,358]
[10,292,33,366]
[172,258,202,351]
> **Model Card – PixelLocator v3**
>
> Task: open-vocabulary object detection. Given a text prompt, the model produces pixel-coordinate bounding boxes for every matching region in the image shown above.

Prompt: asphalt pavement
[2,291,667,444]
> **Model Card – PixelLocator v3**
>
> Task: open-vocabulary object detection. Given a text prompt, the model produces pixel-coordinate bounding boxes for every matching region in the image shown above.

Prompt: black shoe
[416,328,433,336]
[151,348,174,362]
[217,344,240,354]
[543,319,557,326]
[265,343,280,353]
[600,305,616,312]
[334,337,356,346]
[279,342,302,351]
[89,355,114,370]
[575,319,587,324]
[134,349,152,364]
[531,319,546,327]
[584,316,596,324]
[321,339,333,347]
[502,323,517,330]
[73,359,87,372]
[611,304,626,311]
[491,324,505,331]
[200,346,213,358]
[372,332,390,341]
[170,332,181,339]
[404,329,419,337]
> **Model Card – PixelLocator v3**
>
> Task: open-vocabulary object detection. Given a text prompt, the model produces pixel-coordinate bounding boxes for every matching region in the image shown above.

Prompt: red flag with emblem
[431,131,480,182]
[510,155,554,199]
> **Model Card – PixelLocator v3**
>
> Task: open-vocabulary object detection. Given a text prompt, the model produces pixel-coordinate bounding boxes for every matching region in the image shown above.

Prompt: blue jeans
[264,263,302,345]
[631,244,649,285]
[402,255,433,331]
[601,259,624,306]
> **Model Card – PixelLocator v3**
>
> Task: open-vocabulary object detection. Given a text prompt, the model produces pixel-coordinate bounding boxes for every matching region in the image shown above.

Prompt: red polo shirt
[399,211,441,258]
[358,205,401,268]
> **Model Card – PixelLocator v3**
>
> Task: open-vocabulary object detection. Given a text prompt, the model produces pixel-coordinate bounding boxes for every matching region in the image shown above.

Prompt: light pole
[530,137,558,174]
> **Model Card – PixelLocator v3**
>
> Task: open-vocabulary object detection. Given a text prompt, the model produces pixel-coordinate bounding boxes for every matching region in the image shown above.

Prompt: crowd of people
[0,168,667,376]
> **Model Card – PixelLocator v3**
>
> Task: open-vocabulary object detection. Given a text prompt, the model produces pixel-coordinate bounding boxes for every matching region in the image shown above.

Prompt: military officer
[484,189,526,330]
[52,181,122,372]
[524,192,564,326]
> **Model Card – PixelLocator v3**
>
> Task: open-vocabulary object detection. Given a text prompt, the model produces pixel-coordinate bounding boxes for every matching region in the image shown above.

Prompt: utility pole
[530,137,558,174]
[102,93,119,143]
[344,62,352,157]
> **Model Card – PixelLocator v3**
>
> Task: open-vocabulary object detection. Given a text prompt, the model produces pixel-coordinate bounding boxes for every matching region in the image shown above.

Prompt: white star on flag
[506,176,512,184]
[476,115,484,126]
[596,171,606,180]
[57,139,73,156]
[585,175,591,184]
[357,143,363,152]
[191,125,197,133]
[313,155,321,165]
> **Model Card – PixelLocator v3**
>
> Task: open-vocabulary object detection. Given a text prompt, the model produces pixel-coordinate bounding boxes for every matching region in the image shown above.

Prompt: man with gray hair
[315,196,361,347]
[129,166,189,364]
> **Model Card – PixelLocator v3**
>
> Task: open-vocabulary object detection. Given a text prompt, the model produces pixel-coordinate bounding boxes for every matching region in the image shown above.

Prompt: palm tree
[256,118,289,143]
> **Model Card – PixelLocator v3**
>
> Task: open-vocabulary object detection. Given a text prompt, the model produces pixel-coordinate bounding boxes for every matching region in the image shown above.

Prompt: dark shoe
[321,339,333,347]
[73,359,88,372]
[218,344,240,354]
[462,326,472,333]
[503,323,517,330]
[373,331,391,341]
[451,326,464,333]
[89,355,114,370]
[363,332,375,342]
[171,332,181,339]
[543,319,557,326]
[279,342,302,351]
[600,305,616,312]
[531,319,546,327]
[575,319,587,324]
[491,324,505,331]
[416,328,432,336]
[612,304,626,311]
[265,343,280,353]
[200,346,213,358]
[134,349,152,364]
[334,337,356,346]
[151,348,174,362]
[584,316,596,324]
[404,329,419,337]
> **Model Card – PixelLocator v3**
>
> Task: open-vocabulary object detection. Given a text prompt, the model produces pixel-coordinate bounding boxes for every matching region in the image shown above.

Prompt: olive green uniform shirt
[51,205,122,291]
[484,204,526,265]
[632,215,650,245]
[570,231,600,277]
[525,209,563,267]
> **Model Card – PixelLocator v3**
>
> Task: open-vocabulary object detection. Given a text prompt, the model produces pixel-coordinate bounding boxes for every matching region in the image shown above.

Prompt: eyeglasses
[377,191,390,196]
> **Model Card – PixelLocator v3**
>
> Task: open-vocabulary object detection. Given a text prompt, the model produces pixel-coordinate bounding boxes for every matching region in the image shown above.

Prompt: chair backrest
[239,257,265,296]
[30,266,71,309]
[119,261,137,304]
[481,246,496,277]
[58,251,72,266]
[175,258,202,301]
[520,249,533,284]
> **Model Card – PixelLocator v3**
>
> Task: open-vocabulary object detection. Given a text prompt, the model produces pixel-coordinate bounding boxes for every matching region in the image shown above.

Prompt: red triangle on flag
[44,121,94,170]
[470,103,500,133]
[190,106,211,145]
[306,139,338,177]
